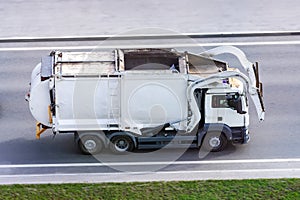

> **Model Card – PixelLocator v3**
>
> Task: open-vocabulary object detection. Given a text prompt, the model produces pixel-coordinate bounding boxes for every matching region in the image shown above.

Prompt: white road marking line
[1,168,299,184]
[0,46,97,51]
[0,30,300,41]
[0,168,299,178]
[0,40,300,51]
[1,158,300,168]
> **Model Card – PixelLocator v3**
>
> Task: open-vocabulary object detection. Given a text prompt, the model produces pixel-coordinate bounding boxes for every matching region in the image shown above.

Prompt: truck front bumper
[232,127,250,144]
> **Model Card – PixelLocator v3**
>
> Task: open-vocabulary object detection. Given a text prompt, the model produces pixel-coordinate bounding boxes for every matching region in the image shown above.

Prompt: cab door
[205,94,247,127]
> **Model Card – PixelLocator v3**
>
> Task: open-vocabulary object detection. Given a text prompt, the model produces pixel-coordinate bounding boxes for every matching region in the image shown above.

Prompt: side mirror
[235,97,247,114]
[227,95,247,114]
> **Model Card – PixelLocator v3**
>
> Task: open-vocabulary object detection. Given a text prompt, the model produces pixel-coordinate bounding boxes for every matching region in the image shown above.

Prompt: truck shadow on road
[0,133,238,165]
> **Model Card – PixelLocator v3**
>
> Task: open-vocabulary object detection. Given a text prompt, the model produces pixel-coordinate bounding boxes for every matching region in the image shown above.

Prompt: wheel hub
[115,139,128,152]
[209,136,221,148]
[84,139,97,151]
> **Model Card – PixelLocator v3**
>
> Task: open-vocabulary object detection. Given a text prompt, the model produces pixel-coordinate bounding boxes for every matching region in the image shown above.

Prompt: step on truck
[26,47,265,154]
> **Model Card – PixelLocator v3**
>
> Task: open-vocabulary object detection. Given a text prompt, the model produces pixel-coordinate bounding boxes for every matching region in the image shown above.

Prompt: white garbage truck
[26,47,265,154]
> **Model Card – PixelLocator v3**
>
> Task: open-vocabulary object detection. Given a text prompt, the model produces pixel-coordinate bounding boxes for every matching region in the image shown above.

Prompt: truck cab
[200,87,250,151]
[205,89,249,128]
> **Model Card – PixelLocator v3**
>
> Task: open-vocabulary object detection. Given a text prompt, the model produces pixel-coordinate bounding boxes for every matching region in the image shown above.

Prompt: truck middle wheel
[110,135,135,154]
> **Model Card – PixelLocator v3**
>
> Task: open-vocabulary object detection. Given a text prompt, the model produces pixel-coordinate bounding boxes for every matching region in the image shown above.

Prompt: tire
[78,135,103,155]
[110,135,134,154]
[202,131,228,152]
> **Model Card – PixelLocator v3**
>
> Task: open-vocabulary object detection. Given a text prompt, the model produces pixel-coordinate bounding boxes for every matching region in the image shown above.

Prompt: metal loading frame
[36,105,52,139]
[36,122,47,139]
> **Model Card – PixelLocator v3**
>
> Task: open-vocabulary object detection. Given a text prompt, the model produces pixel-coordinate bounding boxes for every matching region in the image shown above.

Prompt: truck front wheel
[78,135,103,155]
[202,131,228,152]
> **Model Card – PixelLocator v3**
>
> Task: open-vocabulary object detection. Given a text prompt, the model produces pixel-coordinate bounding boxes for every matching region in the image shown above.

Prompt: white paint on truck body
[53,72,188,134]
[120,72,188,133]
[28,64,51,127]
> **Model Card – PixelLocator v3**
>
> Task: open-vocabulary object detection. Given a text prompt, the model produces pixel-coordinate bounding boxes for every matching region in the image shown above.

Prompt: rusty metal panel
[59,52,115,62]
[58,62,115,76]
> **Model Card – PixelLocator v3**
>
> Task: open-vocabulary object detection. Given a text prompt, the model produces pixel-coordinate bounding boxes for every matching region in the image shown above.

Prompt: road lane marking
[0,46,97,51]
[0,168,299,175]
[1,30,300,42]
[0,168,299,181]
[0,168,300,177]
[0,40,300,51]
[1,168,300,184]
[1,158,300,168]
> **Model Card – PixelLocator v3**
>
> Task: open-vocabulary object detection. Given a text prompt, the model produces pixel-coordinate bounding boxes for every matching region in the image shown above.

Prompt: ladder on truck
[106,73,121,130]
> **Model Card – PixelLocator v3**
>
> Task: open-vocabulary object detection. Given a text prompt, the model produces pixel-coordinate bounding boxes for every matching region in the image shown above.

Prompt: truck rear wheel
[78,135,103,155]
[110,135,134,154]
[202,131,227,152]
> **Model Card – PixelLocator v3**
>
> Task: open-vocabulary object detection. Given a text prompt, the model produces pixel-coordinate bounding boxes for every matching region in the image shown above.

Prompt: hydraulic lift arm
[199,46,265,121]
[187,70,253,132]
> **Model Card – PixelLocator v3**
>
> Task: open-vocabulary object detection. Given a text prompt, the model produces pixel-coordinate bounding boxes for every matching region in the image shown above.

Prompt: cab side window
[211,95,229,108]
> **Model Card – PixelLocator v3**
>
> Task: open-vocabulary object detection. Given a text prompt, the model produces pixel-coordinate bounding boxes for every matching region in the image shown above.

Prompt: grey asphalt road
[1,0,300,38]
[0,37,300,181]
[0,0,300,184]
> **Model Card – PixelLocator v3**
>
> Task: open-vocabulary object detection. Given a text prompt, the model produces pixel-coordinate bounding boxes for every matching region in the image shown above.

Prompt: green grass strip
[0,179,299,200]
